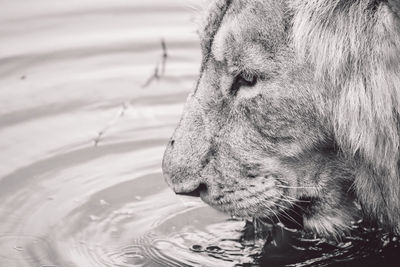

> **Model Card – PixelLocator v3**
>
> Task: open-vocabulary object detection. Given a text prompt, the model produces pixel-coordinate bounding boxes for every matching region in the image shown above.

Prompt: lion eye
[239,72,257,86]
[231,72,258,95]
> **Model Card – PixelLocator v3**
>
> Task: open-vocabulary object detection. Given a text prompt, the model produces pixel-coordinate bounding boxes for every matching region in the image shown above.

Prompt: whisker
[274,197,305,215]
[284,196,311,203]
[278,207,304,227]
[277,211,303,228]
[276,185,317,189]
[276,192,312,203]
[266,206,282,225]
[262,199,283,225]
[273,201,290,211]
[274,196,294,205]
[272,198,305,216]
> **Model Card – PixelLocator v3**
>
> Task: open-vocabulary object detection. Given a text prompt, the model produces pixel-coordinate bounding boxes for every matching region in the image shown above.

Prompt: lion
[162,0,400,237]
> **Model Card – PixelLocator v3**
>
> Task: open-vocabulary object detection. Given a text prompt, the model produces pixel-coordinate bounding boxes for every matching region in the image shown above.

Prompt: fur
[291,0,400,231]
[163,0,400,236]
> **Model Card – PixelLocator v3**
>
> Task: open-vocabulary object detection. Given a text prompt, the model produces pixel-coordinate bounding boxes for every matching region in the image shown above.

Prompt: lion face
[163,0,400,236]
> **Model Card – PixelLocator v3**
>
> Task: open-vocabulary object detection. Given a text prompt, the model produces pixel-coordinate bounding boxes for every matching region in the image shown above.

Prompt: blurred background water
[0,1,399,266]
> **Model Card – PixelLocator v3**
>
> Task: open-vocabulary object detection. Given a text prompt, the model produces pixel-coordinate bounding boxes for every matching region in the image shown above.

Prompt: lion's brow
[209,1,284,75]
[194,0,233,94]
[199,0,233,61]
[211,29,276,75]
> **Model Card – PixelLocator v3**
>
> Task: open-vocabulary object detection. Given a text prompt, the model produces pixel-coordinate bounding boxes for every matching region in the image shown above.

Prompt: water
[0,0,399,266]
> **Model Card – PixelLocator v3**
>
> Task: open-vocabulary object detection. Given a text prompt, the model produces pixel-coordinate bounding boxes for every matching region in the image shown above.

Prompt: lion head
[162,0,400,237]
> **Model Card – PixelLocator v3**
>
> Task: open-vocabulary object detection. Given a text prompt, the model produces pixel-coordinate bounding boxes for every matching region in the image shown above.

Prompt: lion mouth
[171,173,307,228]
[201,190,292,219]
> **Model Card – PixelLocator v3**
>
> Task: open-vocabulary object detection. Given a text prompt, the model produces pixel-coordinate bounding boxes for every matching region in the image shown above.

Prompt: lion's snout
[162,92,219,197]
[162,168,206,197]
[162,134,210,197]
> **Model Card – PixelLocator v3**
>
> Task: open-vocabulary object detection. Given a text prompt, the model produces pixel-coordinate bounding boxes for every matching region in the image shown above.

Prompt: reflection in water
[0,0,399,266]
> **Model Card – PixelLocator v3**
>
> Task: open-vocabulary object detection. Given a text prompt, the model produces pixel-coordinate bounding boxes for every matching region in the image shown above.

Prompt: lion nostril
[175,183,207,197]
[169,139,175,147]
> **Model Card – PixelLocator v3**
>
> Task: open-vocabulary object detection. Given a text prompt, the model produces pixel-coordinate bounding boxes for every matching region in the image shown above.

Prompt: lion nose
[175,183,207,197]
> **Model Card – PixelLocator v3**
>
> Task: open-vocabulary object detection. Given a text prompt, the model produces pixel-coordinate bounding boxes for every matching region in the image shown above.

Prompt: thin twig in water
[93,39,168,146]
[160,39,168,75]
[142,38,168,88]
[92,39,169,147]
[93,102,129,147]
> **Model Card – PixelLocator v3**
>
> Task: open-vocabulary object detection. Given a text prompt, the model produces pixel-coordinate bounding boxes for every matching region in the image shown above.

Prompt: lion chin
[162,0,400,238]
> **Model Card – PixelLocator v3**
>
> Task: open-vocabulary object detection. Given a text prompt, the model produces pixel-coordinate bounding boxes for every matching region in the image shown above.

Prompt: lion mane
[291,0,400,231]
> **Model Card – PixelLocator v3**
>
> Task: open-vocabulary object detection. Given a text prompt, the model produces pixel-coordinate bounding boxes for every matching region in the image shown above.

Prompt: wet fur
[163,0,400,237]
